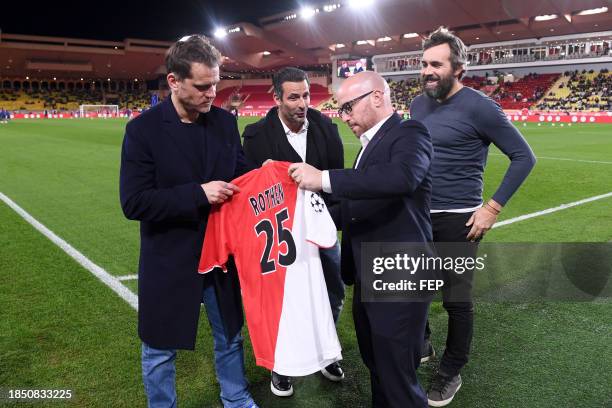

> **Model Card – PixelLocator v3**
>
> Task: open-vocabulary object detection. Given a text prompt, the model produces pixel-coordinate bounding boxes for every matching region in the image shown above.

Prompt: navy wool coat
[120,97,253,349]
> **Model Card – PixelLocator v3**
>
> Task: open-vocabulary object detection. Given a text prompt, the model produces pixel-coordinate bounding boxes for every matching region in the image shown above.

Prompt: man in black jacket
[288,71,433,408]
[120,35,258,408]
[242,67,345,397]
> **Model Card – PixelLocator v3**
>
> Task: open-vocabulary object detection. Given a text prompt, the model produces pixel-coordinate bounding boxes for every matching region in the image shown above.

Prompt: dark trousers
[425,212,478,377]
[320,241,345,324]
[354,284,430,408]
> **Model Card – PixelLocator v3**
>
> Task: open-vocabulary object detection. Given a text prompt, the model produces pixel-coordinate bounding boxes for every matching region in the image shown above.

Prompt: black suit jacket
[242,107,344,170]
[328,114,433,285]
[119,98,253,349]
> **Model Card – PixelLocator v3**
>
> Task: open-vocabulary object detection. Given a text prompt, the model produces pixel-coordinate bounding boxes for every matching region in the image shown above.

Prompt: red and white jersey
[199,161,341,376]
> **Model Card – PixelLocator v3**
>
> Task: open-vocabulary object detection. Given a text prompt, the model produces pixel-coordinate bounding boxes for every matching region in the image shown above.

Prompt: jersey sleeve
[198,205,232,274]
[303,189,337,248]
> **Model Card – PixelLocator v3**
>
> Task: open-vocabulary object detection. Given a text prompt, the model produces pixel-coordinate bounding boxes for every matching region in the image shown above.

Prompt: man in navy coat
[120,35,258,408]
[289,71,433,407]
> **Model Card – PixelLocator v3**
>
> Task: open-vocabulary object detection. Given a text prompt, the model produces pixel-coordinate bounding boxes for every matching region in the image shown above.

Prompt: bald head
[335,71,394,137]
[337,71,390,105]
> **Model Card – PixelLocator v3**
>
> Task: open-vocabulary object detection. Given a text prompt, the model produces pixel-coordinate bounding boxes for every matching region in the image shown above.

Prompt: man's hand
[288,163,323,191]
[466,201,501,241]
[262,159,275,166]
[201,181,240,204]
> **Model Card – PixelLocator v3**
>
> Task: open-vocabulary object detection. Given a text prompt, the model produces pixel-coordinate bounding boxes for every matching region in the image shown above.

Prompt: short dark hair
[165,35,222,80]
[273,67,309,98]
[422,27,468,79]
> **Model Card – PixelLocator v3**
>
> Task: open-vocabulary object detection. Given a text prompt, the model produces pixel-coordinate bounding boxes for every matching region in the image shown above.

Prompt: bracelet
[484,202,500,215]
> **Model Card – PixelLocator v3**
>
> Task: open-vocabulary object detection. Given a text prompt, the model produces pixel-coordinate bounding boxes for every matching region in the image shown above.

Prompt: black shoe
[421,339,436,363]
[320,361,345,382]
[427,372,462,407]
[270,371,293,397]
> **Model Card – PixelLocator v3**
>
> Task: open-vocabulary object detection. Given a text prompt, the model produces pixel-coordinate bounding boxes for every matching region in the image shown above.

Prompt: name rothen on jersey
[199,161,342,376]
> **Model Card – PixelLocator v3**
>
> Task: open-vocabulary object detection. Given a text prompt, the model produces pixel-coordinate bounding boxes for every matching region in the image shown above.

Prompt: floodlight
[214,28,227,39]
[534,14,557,21]
[577,7,607,15]
[348,0,374,9]
[301,7,316,19]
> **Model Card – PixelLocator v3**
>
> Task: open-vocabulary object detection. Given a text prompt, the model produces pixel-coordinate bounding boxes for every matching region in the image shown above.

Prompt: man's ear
[167,73,180,91]
[273,93,282,107]
[454,66,465,80]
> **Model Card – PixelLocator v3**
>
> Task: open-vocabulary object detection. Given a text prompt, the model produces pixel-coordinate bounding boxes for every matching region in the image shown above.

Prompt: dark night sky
[0,1,298,41]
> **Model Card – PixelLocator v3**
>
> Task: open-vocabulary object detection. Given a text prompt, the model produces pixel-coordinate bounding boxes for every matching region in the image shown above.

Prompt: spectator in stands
[119,34,259,408]
[242,67,345,397]
[411,27,536,407]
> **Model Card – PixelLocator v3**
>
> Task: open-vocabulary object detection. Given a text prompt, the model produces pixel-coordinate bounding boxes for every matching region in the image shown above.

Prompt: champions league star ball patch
[309,192,325,213]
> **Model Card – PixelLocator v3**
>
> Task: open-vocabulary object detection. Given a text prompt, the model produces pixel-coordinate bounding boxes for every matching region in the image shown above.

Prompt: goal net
[79,104,119,118]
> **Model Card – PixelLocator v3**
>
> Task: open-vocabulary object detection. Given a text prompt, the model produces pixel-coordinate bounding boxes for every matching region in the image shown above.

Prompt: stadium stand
[0,86,150,112]
[360,74,551,112]
[491,73,559,110]
[237,85,275,110]
[388,79,420,111]
[309,84,333,107]
[212,86,240,108]
[375,41,611,73]
[213,83,333,111]
[536,69,612,111]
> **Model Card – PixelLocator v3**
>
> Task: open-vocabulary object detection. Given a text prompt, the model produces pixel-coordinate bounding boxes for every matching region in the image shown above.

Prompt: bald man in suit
[289,72,434,407]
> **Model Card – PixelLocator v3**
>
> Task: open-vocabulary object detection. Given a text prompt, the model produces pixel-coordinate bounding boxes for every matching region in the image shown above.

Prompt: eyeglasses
[337,90,374,116]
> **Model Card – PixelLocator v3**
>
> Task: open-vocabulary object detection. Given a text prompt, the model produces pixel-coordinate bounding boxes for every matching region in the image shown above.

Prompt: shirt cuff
[322,170,332,193]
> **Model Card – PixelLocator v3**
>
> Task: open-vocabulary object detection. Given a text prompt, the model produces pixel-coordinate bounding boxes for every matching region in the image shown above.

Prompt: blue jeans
[142,281,254,408]
[320,241,345,325]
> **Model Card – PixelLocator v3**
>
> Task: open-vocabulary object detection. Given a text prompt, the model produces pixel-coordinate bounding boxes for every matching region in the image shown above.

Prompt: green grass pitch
[1,118,611,407]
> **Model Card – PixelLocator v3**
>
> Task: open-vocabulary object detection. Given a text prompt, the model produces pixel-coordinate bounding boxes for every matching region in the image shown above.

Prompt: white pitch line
[489,152,612,165]
[117,274,138,281]
[493,191,612,228]
[0,192,138,311]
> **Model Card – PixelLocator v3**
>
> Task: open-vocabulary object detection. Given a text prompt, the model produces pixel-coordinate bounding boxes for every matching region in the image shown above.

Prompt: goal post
[79,104,119,118]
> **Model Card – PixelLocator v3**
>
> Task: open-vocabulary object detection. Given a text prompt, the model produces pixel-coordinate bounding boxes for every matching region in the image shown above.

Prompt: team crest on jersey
[309,192,325,213]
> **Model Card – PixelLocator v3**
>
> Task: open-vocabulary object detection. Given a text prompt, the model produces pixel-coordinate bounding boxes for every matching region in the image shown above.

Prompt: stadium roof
[1,0,610,77]
[213,0,612,70]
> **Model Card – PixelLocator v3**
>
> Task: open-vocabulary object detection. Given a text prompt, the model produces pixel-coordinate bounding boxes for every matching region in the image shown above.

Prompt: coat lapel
[266,108,304,163]
[352,148,362,169]
[305,120,325,169]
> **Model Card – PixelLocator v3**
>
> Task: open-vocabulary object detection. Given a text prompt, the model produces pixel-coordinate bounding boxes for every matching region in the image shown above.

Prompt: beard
[421,72,455,100]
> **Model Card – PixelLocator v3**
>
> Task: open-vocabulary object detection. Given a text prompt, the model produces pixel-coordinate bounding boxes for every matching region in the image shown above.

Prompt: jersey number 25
[254,208,297,274]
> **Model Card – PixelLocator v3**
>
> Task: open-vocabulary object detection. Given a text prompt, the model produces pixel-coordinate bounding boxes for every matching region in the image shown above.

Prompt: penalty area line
[494,191,612,228]
[0,192,138,311]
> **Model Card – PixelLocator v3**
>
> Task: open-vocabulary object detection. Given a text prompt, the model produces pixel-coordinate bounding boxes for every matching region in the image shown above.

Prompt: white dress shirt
[322,114,393,193]
[279,114,309,161]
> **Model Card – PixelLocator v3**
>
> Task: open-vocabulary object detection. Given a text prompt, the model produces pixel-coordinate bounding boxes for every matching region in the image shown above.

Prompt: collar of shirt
[279,114,309,137]
[359,113,393,148]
